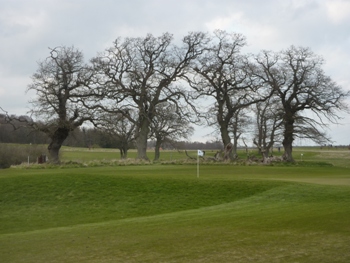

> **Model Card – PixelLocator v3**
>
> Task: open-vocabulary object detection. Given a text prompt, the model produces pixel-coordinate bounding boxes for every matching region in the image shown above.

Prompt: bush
[0,144,47,169]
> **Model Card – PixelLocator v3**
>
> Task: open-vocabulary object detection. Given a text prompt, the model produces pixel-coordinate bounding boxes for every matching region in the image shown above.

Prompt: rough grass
[288,147,349,168]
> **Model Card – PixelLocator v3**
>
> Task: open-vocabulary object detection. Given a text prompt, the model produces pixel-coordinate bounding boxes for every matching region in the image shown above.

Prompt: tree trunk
[123,147,128,159]
[223,143,233,160]
[154,137,162,161]
[232,132,241,158]
[135,118,150,160]
[47,127,70,164]
[282,118,294,162]
[283,141,294,162]
[262,150,269,163]
[119,147,128,159]
[220,125,233,160]
[232,139,238,158]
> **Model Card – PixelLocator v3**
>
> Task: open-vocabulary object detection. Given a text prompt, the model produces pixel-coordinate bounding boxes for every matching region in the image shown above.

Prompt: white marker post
[197,150,204,178]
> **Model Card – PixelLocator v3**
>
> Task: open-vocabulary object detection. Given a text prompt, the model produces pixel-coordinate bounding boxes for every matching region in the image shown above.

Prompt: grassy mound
[0,166,287,234]
[1,165,350,262]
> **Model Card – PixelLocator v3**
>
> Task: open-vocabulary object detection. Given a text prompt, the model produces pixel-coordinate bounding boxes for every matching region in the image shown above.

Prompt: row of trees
[0,114,49,144]
[2,30,348,163]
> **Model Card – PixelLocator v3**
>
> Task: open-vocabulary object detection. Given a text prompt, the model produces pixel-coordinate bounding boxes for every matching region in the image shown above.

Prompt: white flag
[197,150,204,156]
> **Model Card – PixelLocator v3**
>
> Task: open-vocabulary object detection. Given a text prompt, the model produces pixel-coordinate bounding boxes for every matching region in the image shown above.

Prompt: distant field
[0,146,350,262]
[60,146,350,168]
[60,147,232,161]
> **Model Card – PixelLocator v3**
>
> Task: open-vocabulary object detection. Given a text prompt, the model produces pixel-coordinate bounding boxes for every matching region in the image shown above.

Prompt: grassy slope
[0,166,289,234]
[1,147,350,262]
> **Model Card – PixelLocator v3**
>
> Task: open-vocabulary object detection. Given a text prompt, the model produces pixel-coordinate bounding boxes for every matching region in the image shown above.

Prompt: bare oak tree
[27,46,95,163]
[91,32,207,160]
[228,107,253,158]
[253,46,349,162]
[253,97,284,162]
[150,102,194,161]
[95,111,136,159]
[188,30,267,160]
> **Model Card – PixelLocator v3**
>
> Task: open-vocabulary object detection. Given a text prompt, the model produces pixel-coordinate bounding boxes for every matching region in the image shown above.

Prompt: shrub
[0,144,47,169]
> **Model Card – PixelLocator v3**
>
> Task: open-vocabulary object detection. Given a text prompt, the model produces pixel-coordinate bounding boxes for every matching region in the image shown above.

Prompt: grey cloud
[0,0,349,143]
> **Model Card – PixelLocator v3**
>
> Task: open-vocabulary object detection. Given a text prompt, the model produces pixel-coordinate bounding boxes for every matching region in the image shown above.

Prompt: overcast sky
[1,0,349,145]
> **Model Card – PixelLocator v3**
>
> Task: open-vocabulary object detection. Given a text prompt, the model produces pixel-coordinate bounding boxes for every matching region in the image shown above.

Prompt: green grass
[0,166,284,234]
[1,147,350,262]
[60,147,189,162]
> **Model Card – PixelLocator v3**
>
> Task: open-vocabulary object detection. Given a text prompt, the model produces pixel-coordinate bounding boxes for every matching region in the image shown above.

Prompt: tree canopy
[2,32,349,163]
[25,46,96,163]
[253,46,349,161]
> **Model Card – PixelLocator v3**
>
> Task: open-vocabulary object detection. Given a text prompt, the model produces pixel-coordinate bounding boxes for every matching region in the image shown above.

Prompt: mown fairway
[0,149,350,262]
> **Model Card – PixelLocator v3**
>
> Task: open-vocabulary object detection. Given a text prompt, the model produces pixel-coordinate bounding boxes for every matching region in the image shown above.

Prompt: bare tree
[26,46,95,163]
[188,30,268,160]
[253,97,284,162]
[253,46,349,162]
[207,106,252,159]
[91,32,207,160]
[95,111,136,159]
[151,102,194,161]
[228,107,253,158]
